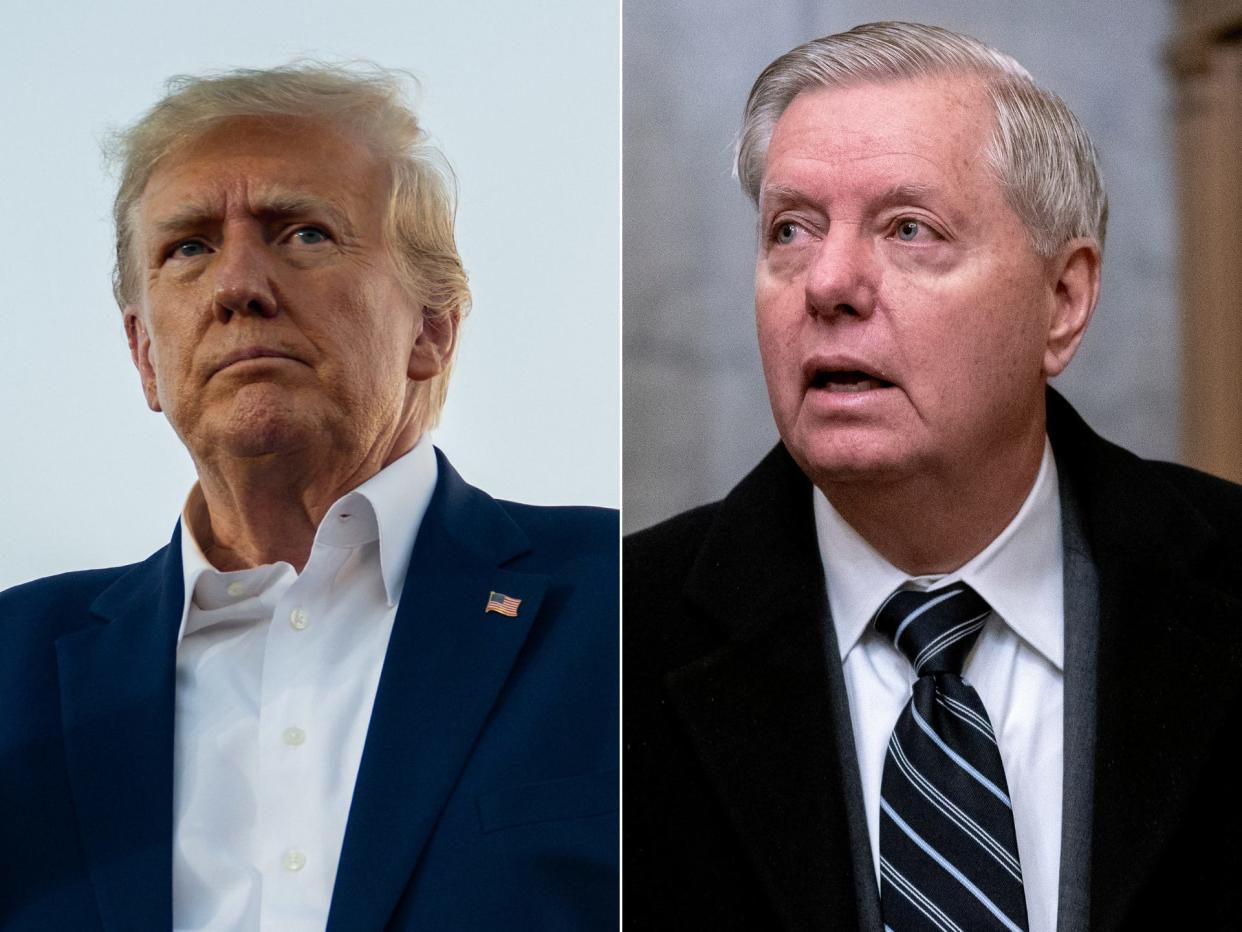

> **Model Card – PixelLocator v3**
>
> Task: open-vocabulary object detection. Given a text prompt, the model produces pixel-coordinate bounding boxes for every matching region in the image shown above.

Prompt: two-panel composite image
[2,1,1242,930]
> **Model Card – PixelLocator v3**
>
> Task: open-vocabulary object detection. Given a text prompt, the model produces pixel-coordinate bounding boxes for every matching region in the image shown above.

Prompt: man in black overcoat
[625,21,1242,931]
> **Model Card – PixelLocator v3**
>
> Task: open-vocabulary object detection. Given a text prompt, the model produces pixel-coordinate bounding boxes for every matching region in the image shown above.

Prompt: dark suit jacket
[624,391,1242,930]
[0,450,619,931]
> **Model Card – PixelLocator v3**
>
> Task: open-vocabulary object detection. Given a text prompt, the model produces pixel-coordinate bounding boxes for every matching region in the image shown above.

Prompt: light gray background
[624,1,1178,532]
[0,0,619,590]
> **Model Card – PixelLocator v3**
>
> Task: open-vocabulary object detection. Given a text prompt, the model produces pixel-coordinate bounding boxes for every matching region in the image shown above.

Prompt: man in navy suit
[0,64,617,930]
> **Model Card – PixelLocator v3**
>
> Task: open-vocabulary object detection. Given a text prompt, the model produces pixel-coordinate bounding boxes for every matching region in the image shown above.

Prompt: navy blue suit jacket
[0,451,619,930]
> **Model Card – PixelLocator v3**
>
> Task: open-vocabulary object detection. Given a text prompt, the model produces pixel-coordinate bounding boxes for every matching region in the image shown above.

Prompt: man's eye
[774,222,800,245]
[292,227,329,245]
[896,219,924,241]
[171,240,208,258]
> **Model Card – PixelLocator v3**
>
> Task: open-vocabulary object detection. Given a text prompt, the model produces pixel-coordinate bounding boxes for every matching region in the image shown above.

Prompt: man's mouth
[213,347,303,376]
[810,370,895,393]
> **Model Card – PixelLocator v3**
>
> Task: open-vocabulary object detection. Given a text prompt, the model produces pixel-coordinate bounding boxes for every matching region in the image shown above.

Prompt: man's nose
[212,234,278,322]
[803,227,877,320]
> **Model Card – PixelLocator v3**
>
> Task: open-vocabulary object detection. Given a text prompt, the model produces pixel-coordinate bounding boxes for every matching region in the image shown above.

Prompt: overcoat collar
[1045,392,1242,929]
[55,450,548,932]
[664,389,1242,930]
[667,443,867,930]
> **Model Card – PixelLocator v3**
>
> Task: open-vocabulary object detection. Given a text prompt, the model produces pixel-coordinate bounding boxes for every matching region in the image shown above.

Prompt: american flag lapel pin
[485,590,522,617]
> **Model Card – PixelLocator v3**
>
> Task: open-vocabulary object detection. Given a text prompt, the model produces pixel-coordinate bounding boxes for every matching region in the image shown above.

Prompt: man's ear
[124,307,162,412]
[1042,238,1101,379]
[407,306,460,382]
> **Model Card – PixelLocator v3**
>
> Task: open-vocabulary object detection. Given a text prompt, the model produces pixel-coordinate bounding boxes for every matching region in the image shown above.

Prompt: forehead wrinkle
[145,182,358,241]
[761,172,944,213]
[763,133,992,228]
[770,85,994,177]
[792,145,967,180]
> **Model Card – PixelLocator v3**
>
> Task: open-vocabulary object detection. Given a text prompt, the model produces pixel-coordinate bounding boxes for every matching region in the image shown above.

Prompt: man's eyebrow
[755,178,938,217]
[251,188,356,233]
[758,183,813,214]
[148,189,357,239]
[149,203,219,239]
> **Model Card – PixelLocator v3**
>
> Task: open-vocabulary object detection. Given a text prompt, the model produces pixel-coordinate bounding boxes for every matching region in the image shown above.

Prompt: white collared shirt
[171,436,437,932]
[815,439,1063,932]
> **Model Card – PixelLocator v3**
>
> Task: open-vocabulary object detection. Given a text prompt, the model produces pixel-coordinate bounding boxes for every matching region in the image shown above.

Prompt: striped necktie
[873,582,1029,932]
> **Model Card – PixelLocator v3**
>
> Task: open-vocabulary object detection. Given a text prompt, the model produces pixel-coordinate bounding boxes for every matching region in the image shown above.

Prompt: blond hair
[108,61,470,432]
[736,22,1108,256]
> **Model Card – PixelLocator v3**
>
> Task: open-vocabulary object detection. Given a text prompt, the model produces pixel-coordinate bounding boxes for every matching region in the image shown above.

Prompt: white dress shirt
[815,439,1064,932]
[171,437,437,932]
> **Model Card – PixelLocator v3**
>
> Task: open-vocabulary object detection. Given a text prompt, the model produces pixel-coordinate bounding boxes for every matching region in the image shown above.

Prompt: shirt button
[289,608,309,630]
[226,581,247,597]
[283,726,306,747]
[282,849,307,872]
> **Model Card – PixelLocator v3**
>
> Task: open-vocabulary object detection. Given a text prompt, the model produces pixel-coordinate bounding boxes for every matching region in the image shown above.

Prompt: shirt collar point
[817,438,1064,668]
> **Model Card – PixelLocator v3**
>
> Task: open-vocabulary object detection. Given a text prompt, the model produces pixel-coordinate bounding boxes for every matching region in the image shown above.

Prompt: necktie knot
[872,581,991,676]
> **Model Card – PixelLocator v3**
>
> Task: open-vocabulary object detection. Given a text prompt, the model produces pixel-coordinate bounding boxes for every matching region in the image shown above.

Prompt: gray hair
[735,22,1108,256]
[106,61,470,432]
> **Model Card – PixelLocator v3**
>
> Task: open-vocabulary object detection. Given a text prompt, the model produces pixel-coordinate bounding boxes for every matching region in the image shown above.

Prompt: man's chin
[783,427,920,489]
[222,382,319,446]
[214,429,310,460]
[188,407,320,462]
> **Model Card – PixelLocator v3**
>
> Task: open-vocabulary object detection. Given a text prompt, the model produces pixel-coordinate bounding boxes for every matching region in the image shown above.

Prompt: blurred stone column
[1170,0,1242,483]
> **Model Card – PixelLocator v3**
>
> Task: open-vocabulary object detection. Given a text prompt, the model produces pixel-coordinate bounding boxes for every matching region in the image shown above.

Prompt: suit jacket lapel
[55,530,183,932]
[1054,458,1099,932]
[326,453,548,932]
[1048,393,1242,930]
[664,445,865,930]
